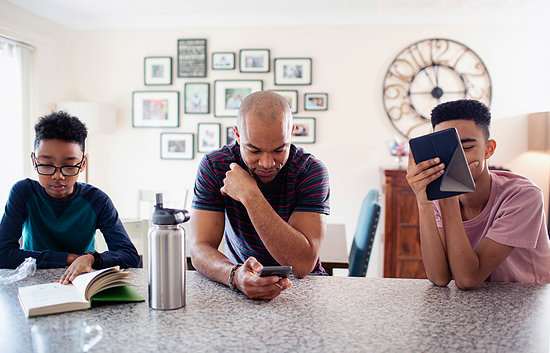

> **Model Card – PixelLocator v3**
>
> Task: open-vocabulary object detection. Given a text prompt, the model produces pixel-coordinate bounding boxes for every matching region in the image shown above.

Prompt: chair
[348,189,381,277]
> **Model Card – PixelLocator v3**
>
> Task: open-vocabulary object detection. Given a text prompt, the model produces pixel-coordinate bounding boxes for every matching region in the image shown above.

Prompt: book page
[71,267,120,297]
[18,283,86,313]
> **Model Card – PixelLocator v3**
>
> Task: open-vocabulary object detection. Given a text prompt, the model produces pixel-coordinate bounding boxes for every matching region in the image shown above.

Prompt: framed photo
[160,133,194,160]
[184,83,209,114]
[304,93,328,111]
[214,80,263,117]
[274,58,312,86]
[132,91,179,128]
[239,49,270,73]
[226,126,236,145]
[177,39,207,77]
[292,117,316,144]
[269,90,298,113]
[212,52,235,70]
[144,57,172,86]
[197,123,221,153]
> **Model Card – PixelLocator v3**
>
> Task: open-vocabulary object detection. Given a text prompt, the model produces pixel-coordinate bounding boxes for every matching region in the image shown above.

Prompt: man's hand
[58,254,94,285]
[406,153,445,205]
[220,163,258,203]
[234,257,292,300]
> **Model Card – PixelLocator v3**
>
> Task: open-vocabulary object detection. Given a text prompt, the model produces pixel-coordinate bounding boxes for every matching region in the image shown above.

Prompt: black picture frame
[212,52,235,70]
[304,93,328,111]
[292,117,316,144]
[269,89,298,113]
[274,58,312,86]
[160,132,194,160]
[197,123,221,153]
[184,82,210,114]
[132,91,179,128]
[177,39,207,78]
[239,49,270,73]
[144,56,172,86]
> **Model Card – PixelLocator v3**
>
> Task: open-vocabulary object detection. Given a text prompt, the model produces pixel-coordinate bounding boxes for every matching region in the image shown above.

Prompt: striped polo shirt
[192,143,330,274]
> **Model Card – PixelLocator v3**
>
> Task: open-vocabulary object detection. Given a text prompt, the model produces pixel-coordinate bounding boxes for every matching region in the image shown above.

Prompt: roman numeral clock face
[383,38,492,138]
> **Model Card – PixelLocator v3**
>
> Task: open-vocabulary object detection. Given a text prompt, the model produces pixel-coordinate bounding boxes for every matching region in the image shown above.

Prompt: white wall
[2,1,550,276]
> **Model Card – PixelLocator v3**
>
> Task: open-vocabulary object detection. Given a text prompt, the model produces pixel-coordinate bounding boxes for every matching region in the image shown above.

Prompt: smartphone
[259,266,292,278]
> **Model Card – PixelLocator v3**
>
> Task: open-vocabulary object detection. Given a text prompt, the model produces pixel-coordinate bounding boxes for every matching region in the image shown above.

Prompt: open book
[18,267,144,317]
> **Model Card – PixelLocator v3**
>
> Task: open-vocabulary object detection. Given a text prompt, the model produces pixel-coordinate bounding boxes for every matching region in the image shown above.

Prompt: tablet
[409,127,475,200]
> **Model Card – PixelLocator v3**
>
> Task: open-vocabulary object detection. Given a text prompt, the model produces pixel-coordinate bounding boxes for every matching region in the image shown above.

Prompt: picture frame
[132,91,179,128]
[184,83,210,114]
[212,52,235,70]
[304,93,328,111]
[177,39,207,78]
[269,89,298,113]
[226,126,237,145]
[160,133,194,160]
[239,49,270,73]
[274,58,312,86]
[144,57,172,86]
[214,80,263,117]
[197,123,221,153]
[292,117,316,144]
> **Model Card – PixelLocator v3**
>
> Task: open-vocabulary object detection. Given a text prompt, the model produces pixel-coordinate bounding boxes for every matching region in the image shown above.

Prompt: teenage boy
[0,111,140,284]
[407,100,550,289]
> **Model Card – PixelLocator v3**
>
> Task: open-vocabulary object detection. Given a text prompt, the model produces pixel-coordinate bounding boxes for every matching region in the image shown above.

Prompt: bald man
[189,91,330,300]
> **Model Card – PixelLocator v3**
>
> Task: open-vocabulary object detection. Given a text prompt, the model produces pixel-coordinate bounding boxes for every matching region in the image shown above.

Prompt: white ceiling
[6,0,550,30]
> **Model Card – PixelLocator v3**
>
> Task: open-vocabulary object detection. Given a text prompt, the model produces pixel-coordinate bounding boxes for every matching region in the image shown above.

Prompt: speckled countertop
[2,268,549,353]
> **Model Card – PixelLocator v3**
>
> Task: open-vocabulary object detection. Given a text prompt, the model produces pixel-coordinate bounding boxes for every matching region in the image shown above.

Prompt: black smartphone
[259,266,292,278]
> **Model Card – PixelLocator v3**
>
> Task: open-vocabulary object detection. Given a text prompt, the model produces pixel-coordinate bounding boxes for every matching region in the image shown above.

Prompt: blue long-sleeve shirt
[0,179,140,269]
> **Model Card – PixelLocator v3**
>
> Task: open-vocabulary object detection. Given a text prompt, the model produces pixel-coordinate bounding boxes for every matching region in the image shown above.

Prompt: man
[407,99,550,289]
[190,91,330,300]
[0,112,140,284]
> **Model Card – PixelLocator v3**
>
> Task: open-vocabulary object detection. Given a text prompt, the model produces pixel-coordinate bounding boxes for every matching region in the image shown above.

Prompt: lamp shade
[56,101,116,134]
[528,112,550,153]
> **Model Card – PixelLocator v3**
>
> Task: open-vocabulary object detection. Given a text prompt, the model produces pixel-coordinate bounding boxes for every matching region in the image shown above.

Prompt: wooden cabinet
[383,169,427,279]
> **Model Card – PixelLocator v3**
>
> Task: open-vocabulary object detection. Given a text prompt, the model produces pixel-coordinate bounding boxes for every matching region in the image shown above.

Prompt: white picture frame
[274,58,312,86]
[214,80,263,117]
[197,123,221,153]
[144,57,172,86]
[132,91,179,128]
[160,133,194,160]
[292,117,316,144]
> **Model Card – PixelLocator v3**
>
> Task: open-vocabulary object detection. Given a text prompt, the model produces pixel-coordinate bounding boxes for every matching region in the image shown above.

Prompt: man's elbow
[428,274,451,287]
[454,275,483,290]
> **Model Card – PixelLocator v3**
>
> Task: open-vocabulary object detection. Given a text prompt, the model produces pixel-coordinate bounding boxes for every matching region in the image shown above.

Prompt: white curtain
[0,36,31,216]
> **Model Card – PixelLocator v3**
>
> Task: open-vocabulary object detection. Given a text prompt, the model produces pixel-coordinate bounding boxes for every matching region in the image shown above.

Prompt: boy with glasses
[0,111,140,283]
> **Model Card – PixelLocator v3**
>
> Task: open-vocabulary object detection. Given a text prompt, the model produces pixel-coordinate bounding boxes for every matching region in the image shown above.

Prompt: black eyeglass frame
[32,153,86,177]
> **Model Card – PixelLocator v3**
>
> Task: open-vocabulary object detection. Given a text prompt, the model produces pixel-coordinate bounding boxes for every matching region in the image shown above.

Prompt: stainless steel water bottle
[148,193,190,310]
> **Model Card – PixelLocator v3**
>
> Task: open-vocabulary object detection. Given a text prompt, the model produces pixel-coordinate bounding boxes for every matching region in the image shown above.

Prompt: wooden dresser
[383,169,427,279]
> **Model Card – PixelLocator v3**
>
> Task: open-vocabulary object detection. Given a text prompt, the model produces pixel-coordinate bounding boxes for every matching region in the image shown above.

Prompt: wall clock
[382,38,492,138]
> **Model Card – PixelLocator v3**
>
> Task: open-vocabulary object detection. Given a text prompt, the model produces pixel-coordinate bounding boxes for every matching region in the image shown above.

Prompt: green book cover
[90,285,144,303]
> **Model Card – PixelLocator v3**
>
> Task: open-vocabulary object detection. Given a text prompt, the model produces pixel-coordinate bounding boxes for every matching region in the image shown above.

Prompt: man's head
[431,100,496,182]
[32,111,88,199]
[235,91,294,184]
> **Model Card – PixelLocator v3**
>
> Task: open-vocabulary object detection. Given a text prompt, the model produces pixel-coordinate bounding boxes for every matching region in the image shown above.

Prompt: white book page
[18,282,86,310]
[71,267,118,297]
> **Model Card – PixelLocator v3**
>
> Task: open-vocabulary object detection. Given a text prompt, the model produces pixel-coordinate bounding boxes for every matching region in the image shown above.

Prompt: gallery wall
[2,0,550,276]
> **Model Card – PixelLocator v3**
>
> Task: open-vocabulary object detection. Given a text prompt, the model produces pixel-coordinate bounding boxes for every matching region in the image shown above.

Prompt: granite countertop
[2,268,549,353]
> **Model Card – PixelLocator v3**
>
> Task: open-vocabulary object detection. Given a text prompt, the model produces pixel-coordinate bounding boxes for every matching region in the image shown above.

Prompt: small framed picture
[304,93,328,111]
[214,80,263,117]
[144,57,172,86]
[274,58,312,85]
[132,91,179,128]
[212,52,235,70]
[184,83,209,114]
[269,90,298,113]
[226,126,237,145]
[239,49,270,73]
[177,39,207,78]
[160,133,194,160]
[292,117,316,144]
[197,123,221,153]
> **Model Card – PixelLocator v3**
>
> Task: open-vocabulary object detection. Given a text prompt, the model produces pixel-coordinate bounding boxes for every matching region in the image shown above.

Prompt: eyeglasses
[32,153,85,177]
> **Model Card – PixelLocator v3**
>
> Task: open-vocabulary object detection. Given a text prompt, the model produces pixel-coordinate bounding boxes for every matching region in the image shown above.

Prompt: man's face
[32,139,86,199]
[235,110,293,185]
[434,119,494,181]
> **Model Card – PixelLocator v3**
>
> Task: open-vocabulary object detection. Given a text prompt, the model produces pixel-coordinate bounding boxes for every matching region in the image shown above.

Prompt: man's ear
[485,139,496,159]
[234,126,240,145]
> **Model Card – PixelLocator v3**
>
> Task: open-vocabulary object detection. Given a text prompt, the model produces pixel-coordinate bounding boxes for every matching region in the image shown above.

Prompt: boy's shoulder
[491,170,541,193]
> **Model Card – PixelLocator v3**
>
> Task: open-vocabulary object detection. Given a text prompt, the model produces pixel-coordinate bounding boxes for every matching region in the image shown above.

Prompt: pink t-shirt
[434,170,550,283]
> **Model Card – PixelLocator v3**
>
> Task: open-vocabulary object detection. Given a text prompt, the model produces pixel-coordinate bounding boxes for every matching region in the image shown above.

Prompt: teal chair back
[348,189,380,277]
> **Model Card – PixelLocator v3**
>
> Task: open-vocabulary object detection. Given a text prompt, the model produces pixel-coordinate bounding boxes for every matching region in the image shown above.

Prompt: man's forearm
[417,203,451,286]
[190,243,234,286]
[241,192,318,277]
